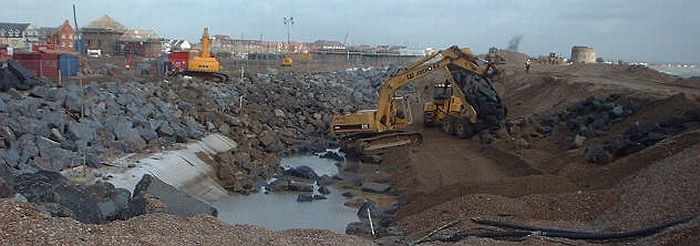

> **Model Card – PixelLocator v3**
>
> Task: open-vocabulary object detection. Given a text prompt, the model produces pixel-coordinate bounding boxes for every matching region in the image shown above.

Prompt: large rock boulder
[346,221,374,236]
[14,171,70,203]
[0,60,44,91]
[288,182,314,192]
[296,194,314,202]
[0,160,15,198]
[361,182,391,194]
[120,174,217,219]
[283,165,319,180]
[265,178,292,192]
[13,171,105,224]
[86,182,131,221]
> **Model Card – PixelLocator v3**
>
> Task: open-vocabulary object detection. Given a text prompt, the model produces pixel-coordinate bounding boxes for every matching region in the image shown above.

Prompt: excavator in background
[281,57,294,67]
[331,45,507,156]
[281,53,313,67]
[485,47,506,65]
[167,27,229,82]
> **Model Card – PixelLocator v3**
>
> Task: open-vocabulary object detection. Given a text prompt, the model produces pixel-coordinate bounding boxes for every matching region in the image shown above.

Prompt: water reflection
[213,154,358,233]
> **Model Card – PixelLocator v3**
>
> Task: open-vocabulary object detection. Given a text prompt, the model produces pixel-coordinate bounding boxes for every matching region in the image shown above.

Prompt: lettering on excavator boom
[406,64,439,80]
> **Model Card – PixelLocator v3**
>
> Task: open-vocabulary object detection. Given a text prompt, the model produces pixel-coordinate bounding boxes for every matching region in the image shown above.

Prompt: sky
[3,0,699,64]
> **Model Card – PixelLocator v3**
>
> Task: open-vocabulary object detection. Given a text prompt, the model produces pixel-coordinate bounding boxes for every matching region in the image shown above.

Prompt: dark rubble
[0,60,398,224]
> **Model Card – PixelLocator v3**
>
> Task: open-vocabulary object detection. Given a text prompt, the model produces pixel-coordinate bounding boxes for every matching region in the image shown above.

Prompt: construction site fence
[225,52,422,73]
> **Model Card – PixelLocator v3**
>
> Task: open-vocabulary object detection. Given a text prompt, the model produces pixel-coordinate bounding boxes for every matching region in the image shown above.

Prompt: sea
[649,64,700,78]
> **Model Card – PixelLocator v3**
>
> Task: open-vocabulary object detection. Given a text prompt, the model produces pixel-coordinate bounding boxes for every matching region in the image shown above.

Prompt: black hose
[471,216,694,240]
[435,230,531,242]
[420,216,694,244]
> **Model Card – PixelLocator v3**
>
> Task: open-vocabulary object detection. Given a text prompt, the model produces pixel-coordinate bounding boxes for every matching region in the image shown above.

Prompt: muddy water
[213,155,359,233]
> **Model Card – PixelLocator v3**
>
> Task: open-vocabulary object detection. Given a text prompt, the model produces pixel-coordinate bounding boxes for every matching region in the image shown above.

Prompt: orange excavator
[167,27,229,82]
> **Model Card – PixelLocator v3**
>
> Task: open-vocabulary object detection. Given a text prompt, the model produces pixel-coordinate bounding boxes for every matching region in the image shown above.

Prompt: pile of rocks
[533,94,700,164]
[6,168,216,224]
[536,94,641,148]
[0,61,394,223]
[591,106,700,164]
[266,165,334,202]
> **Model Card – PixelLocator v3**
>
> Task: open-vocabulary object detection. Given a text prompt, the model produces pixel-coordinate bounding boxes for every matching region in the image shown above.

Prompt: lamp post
[283,17,294,51]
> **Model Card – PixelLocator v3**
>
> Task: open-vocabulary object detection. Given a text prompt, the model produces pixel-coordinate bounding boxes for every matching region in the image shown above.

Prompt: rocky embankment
[0,60,398,225]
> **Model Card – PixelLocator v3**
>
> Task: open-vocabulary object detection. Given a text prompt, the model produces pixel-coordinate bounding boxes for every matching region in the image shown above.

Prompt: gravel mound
[0,199,376,246]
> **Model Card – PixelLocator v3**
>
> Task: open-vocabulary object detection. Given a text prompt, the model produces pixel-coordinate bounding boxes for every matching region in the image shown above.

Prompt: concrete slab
[104,133,236,203]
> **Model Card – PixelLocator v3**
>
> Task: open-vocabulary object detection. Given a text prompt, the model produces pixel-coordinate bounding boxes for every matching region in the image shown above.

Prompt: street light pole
[283,17,294,52]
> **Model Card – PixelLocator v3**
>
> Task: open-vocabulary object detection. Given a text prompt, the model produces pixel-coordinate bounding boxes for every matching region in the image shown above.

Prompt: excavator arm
[373,46,495,131]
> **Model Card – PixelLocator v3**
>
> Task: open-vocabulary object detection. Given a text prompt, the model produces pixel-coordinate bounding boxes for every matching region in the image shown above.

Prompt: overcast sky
[3,0,699,64]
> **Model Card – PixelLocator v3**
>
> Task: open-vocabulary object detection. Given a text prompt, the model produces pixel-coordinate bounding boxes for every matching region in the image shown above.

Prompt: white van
[87,49,102,58]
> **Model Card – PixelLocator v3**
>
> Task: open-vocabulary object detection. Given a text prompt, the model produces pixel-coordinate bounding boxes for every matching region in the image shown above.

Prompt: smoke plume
[507,35,522,52]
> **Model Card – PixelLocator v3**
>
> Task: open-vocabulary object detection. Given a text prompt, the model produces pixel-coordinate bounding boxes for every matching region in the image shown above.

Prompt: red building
[55,20,76,50]
[40,20,77,52]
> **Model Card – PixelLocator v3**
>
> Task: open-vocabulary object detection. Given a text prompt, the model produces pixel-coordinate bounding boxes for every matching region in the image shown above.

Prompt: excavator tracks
[180,71,230,83]
[340,131,423,157]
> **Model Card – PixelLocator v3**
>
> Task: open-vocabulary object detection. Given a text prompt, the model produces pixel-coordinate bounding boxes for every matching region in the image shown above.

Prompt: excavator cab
[423,76,478,134]
[424,80,454,126]
[432,80,453,101]
[391,95,412,122]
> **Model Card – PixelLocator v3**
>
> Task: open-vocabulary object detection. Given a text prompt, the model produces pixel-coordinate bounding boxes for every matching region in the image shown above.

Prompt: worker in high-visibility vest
[525,59,532,73]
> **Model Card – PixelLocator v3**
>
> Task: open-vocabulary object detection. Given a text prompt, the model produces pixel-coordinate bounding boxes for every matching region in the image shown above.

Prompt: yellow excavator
[168,27,229,82]
[331,45,506,156]
[281,57,294,67]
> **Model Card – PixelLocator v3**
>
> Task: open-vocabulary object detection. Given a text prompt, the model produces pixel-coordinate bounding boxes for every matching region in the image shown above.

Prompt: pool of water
[213,154,359,233]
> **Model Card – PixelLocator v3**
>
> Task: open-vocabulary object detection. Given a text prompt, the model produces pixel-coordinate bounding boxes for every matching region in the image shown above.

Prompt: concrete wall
[108,134,236,203]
